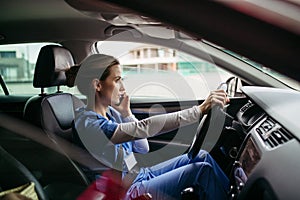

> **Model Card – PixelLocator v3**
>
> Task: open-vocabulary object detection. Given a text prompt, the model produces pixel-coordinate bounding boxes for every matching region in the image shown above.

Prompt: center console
[229,101,263,198]
[233,136,261,185]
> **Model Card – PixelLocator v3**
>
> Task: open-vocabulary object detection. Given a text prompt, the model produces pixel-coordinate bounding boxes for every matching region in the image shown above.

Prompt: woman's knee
[198,150,208,157]
[190,162,212,173]
[195,150,211,161]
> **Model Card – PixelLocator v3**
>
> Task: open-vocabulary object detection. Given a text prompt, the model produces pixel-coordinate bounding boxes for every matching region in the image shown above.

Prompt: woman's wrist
[198,104,208,115]
[120,109,132,118]
[123,114,138,122]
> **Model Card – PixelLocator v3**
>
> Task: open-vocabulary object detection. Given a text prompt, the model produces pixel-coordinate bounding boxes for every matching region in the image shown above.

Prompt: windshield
[202,40,300,91]
[226,49,300,90]
[96,41,234,102]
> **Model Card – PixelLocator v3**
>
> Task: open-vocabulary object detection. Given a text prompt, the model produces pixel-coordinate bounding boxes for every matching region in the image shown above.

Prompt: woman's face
[99,64,125,105]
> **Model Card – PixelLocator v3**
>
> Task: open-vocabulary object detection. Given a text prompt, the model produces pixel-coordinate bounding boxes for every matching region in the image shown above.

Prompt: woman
[70,54,230,200]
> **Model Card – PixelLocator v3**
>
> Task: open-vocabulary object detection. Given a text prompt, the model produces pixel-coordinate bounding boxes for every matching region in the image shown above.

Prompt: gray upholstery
[41,93,84,141]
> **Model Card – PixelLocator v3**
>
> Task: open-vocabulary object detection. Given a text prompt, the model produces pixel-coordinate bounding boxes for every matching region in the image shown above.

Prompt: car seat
[22,44,92,180]
[23,44,85,141]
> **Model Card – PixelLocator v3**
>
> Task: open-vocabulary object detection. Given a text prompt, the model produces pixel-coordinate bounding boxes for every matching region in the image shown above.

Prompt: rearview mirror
[226,77,243,97]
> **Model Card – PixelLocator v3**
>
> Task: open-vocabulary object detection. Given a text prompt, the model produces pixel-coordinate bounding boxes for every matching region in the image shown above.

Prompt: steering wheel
[187,106,227,159]
[187,109,211,159]
[187,82,230,159]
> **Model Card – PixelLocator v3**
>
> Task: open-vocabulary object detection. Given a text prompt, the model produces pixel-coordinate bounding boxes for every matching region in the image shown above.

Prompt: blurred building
[120,45,218,75]
[120,45,177,74]
[0,45,34,82]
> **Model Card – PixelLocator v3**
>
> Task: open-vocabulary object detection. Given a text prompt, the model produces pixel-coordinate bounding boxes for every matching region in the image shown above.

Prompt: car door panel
[0,95,32,119]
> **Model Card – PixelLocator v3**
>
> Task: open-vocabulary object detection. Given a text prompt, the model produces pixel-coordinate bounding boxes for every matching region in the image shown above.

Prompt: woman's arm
[111,105,201,144]
[111,90,229,144]
[132,139,149,154]
[122,114,149,154]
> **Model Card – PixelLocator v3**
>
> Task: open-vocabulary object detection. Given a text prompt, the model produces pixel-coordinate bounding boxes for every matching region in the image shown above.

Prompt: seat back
[41,93,84,141]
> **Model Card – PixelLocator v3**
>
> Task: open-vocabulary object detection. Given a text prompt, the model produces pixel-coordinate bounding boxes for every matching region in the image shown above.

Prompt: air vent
[240,101,253,112]
[256,117,293,148]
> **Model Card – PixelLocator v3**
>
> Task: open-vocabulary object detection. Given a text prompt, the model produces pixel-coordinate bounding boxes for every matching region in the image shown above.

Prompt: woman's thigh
[147,150,210,177]
[127,162,227,200]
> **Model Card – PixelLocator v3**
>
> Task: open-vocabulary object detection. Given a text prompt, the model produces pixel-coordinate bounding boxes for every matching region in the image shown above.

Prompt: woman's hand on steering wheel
[188,89,230,160]
[198,89,230,115]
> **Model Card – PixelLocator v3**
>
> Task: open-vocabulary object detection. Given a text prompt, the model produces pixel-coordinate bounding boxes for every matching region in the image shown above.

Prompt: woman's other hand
[112,92,132,118]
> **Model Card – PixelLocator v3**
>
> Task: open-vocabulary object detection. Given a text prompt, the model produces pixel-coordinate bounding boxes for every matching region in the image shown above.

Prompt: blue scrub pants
[125,150,229,200]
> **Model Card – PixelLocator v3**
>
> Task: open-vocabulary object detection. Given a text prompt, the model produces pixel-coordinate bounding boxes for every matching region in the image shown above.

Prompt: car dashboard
[231,86,300,200]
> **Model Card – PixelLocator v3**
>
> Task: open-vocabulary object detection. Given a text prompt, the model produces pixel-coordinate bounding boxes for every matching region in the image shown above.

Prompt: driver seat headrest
[33,45,74,89]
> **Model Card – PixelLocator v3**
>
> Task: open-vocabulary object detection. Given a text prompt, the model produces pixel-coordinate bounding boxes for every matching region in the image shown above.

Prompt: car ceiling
[0,0,300,83]
[0,0,113,44]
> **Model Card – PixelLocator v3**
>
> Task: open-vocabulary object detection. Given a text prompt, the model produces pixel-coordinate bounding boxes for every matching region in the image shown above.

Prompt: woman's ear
[92,79,101,92]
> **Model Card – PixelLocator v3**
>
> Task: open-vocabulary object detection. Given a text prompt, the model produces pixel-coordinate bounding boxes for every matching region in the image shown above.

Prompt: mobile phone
[115,94,124,106]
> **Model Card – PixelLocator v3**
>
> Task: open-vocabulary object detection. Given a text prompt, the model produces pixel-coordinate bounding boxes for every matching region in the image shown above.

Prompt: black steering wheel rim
[187,107,227,159]
[187,110,211,159]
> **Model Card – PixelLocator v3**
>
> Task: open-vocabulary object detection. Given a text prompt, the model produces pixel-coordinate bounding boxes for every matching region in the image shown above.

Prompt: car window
[96,41,234,102]
[0,42,77,95]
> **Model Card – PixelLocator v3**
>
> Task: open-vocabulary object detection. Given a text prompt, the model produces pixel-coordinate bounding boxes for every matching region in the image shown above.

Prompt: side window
[97,41,233,102]
[0,43,60,95]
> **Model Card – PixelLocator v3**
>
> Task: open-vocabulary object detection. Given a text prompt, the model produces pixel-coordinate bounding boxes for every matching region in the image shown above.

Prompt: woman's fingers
[199,90,229,114]
[112,92,133,117]
[210,90,229,108]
